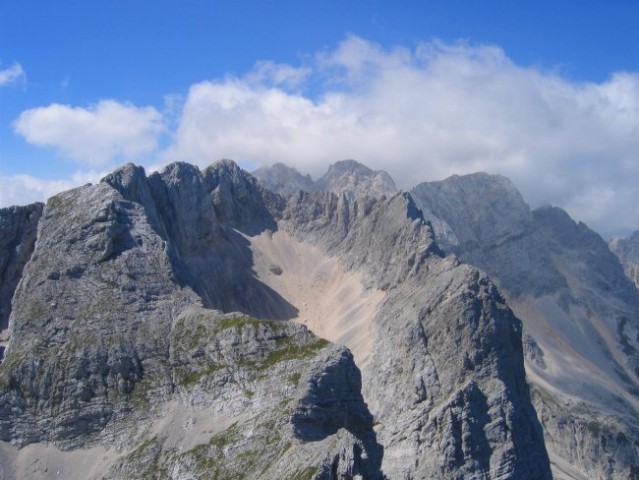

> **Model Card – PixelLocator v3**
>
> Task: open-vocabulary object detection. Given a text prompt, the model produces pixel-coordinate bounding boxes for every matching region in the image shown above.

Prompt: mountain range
[0,158,637,479]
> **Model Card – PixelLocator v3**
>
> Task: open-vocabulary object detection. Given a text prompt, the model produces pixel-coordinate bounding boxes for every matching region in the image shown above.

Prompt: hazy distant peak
[609,230,639,290]
[252,162,316,196]
[316,159,397,201]
[254,159,397,201]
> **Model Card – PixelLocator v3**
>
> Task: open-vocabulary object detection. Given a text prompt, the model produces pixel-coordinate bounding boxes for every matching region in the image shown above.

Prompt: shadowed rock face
[0,203,43,336]
[103,161,295,320]
[0,160,553,479]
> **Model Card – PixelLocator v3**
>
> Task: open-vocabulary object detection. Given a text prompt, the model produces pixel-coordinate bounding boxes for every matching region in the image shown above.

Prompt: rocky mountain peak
[3,158,638,479]
[252,162,316,195]
[317,159,397,201]
[610,230,639,290]
[323,159,373,176]
[411,170,639,479]
[254,159,397,201]
[412,172,532,250]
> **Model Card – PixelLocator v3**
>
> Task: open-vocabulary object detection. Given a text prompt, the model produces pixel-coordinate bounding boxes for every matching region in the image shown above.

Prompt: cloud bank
[0,170,105,209]
[13,100,164,166]
[10,36,639,237]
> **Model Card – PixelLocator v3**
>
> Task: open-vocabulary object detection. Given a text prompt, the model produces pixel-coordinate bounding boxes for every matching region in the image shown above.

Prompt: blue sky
[1,1,638,237]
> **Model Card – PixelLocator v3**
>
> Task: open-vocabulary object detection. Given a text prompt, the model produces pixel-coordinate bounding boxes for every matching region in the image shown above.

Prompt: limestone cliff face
[279,191,551,479]
[0,160,553,479]
[0,203,43,340]
[0,162,383,479]
[412,173,639,480]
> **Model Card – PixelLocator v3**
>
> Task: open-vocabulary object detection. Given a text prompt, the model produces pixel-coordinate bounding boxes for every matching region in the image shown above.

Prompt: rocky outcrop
[412,173,639,479]
[411,173,565,297]
[610,230,639,290]
[0,162,384,479]
[103,161,293,319]
[279,190,551,479]
[0,160,554,479]
[0,203,43,342]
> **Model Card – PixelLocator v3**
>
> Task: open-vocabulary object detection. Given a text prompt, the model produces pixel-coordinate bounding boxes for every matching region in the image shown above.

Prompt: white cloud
[0,170,106,209]
[245,61,311,89]
[10,37,639,237]
[13,100,164,167]
[166,36,639,238]
[0,62,25,86]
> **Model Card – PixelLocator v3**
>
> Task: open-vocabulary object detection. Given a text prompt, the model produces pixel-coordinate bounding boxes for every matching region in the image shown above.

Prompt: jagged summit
[1,158,637,479]
[316,159,397,201]
[0,158,555,479]
[412,171,639,479]
[253,158,398,201]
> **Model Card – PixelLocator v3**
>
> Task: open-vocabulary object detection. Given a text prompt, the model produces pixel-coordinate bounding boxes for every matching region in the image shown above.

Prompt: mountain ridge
[0,158,636,479]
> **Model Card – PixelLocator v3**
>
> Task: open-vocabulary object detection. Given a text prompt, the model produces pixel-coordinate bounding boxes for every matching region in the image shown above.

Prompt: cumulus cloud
[10,36,639,236]
[0,62,25,86]
[13,100,164,166]
[245,61,311,89]
[164,36,639,237]
[0,170,105,208]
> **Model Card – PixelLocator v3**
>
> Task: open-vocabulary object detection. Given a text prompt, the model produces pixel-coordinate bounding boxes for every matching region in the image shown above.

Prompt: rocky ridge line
[0,161,384,479]
[410,173,639,479]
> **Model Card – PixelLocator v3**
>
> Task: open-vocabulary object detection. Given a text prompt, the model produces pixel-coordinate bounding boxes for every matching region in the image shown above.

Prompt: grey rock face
[278,190,551,479]
[104,161,294,320]
[0,160,552,479]
[610,230,639,290]
[0,166,383,479]
[412,172,639,479]
[1,182,195,447]
[411,173,565,297]
[0,203,43,337]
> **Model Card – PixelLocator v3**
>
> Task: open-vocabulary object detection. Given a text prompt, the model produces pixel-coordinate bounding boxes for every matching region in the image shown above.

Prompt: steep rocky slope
[276,189,550,479]
[610,231,639,290]
[0,162,383,479]
[411,174,639,480]
[0,203,43,356]
[0,160,552,479]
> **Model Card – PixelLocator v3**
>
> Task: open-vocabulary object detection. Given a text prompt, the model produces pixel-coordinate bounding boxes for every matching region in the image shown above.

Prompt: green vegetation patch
[288,372,302,386]
[214,315,268,331]
[120,436,169,480]
[176,362,223,387]
[257,338,329,370]
[292,466,319,480]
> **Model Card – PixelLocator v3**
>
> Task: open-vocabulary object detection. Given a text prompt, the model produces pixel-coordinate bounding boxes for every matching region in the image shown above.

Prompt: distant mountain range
[0,158,637,479]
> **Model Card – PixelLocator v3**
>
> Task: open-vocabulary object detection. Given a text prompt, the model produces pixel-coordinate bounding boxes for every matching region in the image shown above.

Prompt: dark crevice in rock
[0,202,43,332]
